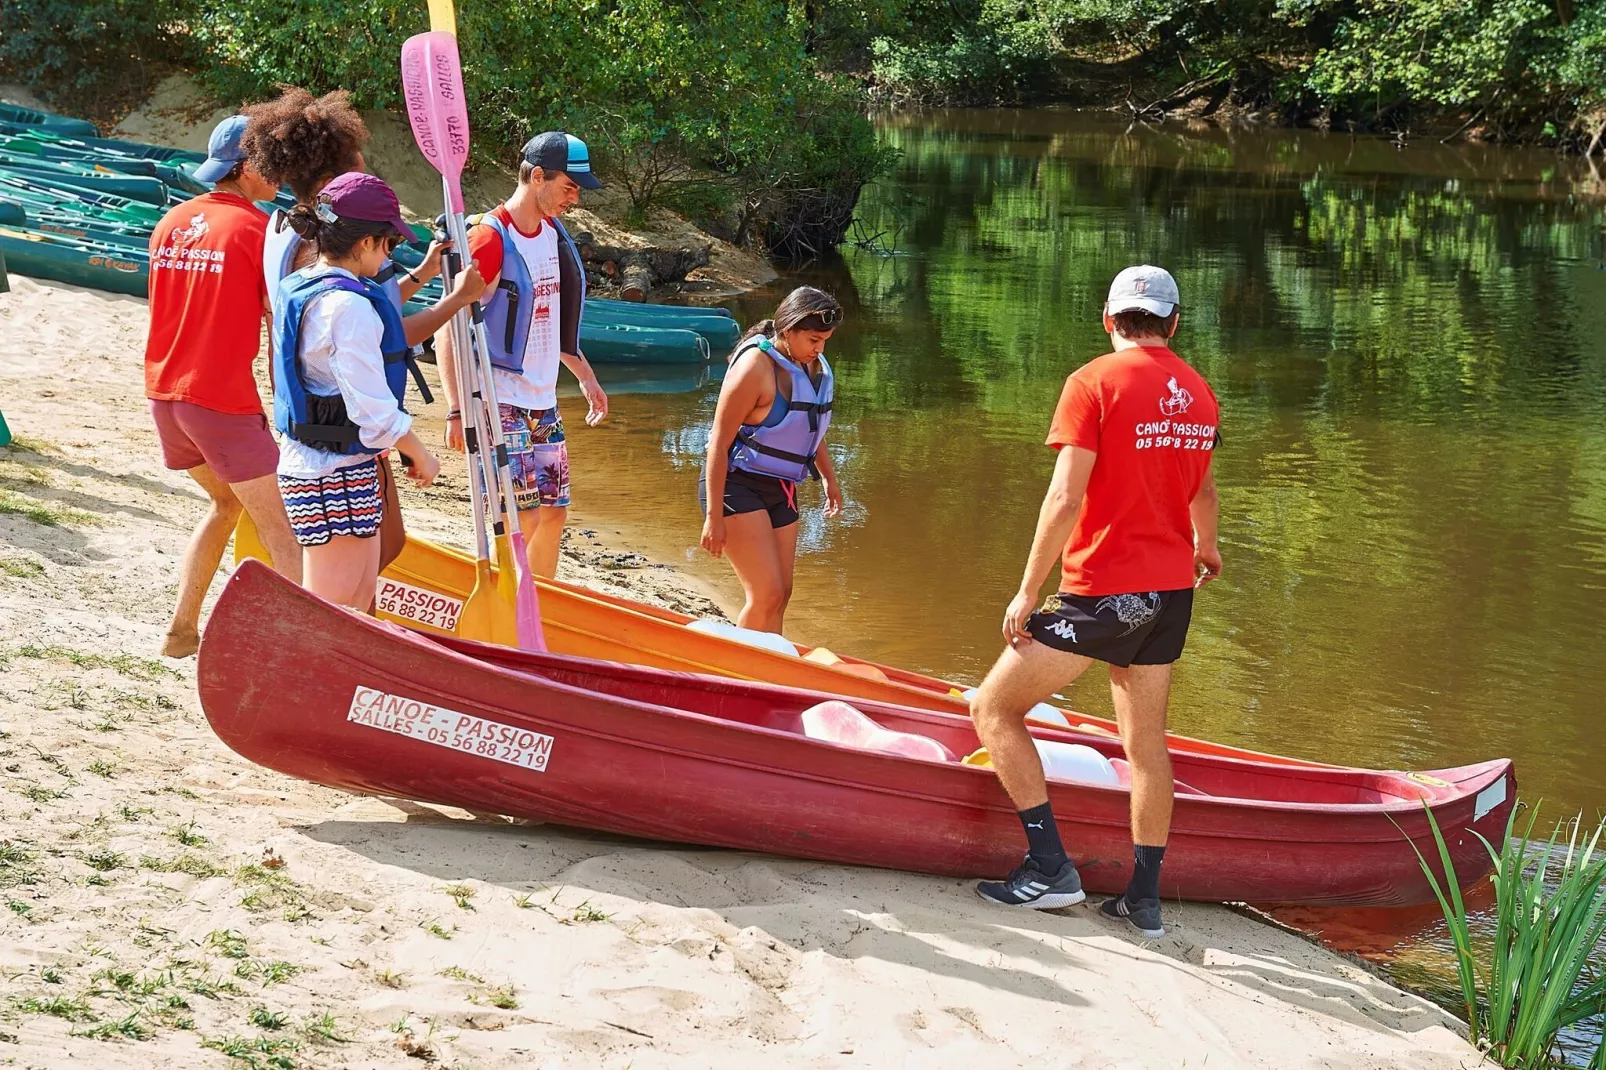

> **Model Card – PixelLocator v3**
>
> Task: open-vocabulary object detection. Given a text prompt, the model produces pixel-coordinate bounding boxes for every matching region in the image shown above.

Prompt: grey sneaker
[1100,895,1165,938]
[976,855,1085,910]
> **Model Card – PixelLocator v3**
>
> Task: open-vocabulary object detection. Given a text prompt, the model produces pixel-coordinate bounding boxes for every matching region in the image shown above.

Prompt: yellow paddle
[427,0,456,33]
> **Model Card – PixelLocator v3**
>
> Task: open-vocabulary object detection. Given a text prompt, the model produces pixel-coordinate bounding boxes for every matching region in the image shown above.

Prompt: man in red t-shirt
[145,115,301,658]
[972,265,1221,938]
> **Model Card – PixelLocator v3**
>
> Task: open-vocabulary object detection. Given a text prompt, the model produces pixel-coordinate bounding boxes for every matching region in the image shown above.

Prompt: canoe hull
[198,564,1516,906]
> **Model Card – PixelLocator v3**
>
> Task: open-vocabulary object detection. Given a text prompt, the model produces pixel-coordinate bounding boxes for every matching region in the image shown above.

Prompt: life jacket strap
[733,429,822,480]
[289,422,361,445]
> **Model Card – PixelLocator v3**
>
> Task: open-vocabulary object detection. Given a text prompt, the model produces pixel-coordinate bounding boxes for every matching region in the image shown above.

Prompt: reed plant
[1414,803,1606,1068]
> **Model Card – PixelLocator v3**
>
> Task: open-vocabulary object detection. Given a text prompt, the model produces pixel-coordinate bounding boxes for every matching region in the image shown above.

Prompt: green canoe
[0,158,169,205]
[0,225,148,297]
[590,296,732,319]
[587,301,740,350]
[0,104,98,138]
[580,323,710,365]
[0,123,204,164]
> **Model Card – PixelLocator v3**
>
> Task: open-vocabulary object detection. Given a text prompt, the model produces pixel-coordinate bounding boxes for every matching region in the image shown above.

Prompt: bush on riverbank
[0,0,893,256]
[825,0,1606,146]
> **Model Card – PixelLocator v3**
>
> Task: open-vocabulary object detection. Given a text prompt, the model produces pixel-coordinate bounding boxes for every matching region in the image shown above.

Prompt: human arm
[400,260,484,347]
[396,237,448,302]
[1002,445,1097,646]
[814,439,842,518]
[1191,464,1221,586]
[559,350,608,426]
[393,427,439,487]
[700,352,771,558]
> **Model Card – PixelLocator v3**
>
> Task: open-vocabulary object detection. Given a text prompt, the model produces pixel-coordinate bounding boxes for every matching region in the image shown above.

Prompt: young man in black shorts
[970,266,1222,938]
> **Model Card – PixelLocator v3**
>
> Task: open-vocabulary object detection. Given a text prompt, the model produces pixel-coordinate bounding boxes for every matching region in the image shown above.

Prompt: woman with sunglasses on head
[271,173,441,609]
[700,286,844,634]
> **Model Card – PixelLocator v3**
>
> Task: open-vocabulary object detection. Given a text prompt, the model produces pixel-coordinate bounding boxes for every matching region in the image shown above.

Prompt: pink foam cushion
[800,701,956,763]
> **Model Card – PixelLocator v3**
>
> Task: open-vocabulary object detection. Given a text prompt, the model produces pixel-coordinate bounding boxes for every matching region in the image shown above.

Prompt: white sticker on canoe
[1474,777,1508,821]
[347,686,552,773]
[374,578,463,633]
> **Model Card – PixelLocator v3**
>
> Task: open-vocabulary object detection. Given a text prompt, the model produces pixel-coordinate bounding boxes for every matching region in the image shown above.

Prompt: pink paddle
[401,31,548,653]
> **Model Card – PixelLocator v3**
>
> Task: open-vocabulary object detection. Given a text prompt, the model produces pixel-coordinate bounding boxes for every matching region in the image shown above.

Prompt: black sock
[1017,803,1069,873]
[1127,844,1166,902]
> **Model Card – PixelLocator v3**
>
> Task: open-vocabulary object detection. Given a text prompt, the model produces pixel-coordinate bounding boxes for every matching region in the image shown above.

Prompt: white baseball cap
[1106,265,1180,317]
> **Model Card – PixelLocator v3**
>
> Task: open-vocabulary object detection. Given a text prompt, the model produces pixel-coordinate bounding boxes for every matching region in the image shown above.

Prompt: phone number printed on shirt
[347,686,553,772]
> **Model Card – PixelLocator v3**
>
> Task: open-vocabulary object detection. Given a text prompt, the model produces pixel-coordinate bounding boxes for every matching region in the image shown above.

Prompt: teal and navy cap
[521,131,601,190]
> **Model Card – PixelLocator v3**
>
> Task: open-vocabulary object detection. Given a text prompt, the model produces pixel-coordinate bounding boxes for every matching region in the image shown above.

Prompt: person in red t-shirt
[972,265,1221,938]
[146,115,302,659]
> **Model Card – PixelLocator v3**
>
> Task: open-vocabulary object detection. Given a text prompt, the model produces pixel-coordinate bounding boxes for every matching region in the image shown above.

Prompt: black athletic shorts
[1026,588,1194,667]
[698,468,799,529]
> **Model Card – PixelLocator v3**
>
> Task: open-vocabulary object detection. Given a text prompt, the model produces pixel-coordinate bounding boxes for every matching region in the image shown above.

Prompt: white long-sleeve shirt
[276,267,413,479]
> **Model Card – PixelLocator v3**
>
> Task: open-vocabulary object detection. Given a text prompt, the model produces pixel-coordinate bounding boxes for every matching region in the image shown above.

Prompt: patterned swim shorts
[499,404,570,510]
[278,459,383,547]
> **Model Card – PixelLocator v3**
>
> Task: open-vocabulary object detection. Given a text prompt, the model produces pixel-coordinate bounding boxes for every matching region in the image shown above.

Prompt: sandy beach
[0,262,1496,1068]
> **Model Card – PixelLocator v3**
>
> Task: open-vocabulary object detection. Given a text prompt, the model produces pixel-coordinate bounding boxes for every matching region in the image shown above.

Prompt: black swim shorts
[1026,588,1194,667]
[698,469,799,529]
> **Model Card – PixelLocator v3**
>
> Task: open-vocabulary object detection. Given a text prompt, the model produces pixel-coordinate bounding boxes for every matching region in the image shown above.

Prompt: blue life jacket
[729,338,834,483]
[475,212,586,373]
[272,268,411,455]
[266,213,432,404]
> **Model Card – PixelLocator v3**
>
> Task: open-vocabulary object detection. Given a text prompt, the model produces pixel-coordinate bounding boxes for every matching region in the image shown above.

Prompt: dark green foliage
[0,0,194,115]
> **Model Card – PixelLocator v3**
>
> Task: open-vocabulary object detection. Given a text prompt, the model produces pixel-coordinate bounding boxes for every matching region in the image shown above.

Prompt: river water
[568,108,1606,1045]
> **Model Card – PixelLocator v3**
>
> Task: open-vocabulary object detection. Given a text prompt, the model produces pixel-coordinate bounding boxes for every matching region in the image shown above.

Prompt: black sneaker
[1100,895,1165,938]
[976,855,1085,909]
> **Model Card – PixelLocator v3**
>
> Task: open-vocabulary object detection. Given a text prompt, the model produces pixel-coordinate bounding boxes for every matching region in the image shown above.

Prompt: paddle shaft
[436,235,492,566]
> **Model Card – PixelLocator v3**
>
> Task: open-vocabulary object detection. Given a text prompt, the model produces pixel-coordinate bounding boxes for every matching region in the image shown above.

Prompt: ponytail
[726,318,776,364]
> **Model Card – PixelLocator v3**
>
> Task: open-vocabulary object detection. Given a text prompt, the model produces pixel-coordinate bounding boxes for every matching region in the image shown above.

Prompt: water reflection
[569,108,1606,809]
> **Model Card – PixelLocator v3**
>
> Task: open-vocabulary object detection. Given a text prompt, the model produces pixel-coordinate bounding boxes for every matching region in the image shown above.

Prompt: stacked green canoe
[1,104,741,364]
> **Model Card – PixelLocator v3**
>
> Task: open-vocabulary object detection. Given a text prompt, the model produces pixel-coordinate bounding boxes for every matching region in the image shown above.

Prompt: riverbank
[0,269,1494,1066]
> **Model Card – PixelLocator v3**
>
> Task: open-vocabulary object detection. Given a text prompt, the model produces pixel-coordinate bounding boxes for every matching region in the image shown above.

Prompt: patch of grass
[90,966,169,998]
[301,1009,349,1044]
[141,853,225,879]
[86,759,118,778]
[512,892,537,909]
[81,849,125,872]
[475,984,519,1010]
[72,1010,152,1041]
[167,820,207,847]
[85,874,111,887]
[0,841,39,888]
[201,1032,300,1069]
[17,783,68,803]
[419,919,457,940]
[375,969,407,989]
[40,965,63,984]
[441,882,476,911]
[0,556,43,578]
[13,644,178,680]
[206,930,250,960]
[234,862,304,915]
[116,803,154,822]
[249,1007,288,1030]
[5,434,57,455]
[0,490,97,528]
[281,902,312,923]
[7,898,30,917]
[236,959,301,987]
[438,966,484,984]
[16,994,92,1020]
[181,974,242,999]
[570,900,611,924]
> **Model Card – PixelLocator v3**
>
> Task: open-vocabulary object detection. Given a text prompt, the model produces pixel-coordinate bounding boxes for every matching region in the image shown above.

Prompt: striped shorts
[278,459,383,547]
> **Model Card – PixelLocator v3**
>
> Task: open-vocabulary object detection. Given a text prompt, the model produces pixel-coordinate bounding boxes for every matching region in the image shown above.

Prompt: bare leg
[526,504,566,579]
[970,641,1094,809]
[721,513,790,632]
[1109,663,1174,846]
[770,521,799,630]
[165,465,242,657]
[229,473,301,585]
[302,534,382,610]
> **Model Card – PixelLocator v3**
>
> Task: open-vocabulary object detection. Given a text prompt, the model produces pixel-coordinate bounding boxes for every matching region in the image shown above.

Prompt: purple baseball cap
[317,172,412,240]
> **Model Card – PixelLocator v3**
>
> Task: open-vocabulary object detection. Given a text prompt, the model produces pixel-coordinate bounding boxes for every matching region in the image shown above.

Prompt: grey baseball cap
[1106,265,1180,317]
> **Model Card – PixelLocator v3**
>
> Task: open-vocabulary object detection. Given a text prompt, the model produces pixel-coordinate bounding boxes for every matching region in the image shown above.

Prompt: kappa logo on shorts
[1159,376,1194,417]
[1042,619,1078,642]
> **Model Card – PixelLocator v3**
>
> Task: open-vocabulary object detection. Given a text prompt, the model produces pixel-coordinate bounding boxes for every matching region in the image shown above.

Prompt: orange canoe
[232,514,1331,768]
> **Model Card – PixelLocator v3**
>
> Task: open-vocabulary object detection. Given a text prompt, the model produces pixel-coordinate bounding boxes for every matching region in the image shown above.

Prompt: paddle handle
[427,0,457,33]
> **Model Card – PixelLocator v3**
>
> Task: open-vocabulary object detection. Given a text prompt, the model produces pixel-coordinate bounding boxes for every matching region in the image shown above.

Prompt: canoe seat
[800,701,956,763]
[1109,758,1210,797]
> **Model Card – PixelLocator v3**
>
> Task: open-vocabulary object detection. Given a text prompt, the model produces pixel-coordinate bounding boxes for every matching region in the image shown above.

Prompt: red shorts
[149,399,278,484]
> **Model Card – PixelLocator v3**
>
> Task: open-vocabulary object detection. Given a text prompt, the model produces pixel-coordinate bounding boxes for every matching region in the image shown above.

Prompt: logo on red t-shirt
[171,213,210,245]
[1158,376,1194,416]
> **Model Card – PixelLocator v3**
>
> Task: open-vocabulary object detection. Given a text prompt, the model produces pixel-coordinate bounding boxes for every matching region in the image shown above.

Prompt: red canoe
[197,563,1516,906]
